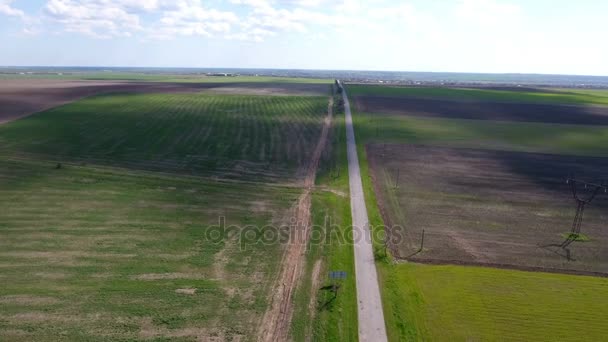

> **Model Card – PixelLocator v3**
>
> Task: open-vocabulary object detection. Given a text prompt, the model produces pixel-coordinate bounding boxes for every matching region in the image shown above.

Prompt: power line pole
[394,168,400,189]
[561,175,607,249]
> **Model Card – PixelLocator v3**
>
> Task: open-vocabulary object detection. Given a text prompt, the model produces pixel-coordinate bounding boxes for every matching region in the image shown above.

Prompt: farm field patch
[0,157,301,341]
[368,144,608,274]
[348,84,608,106]
[0,84,334,340]
[354,95,608,125]
[380,263,608,341]
[347,83,608,341]
[0,79,329,124]
[0,92,328,182]
[353,112,608,159]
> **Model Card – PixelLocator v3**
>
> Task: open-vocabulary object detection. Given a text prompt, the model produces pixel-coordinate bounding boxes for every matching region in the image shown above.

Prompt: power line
[561,175,607,249]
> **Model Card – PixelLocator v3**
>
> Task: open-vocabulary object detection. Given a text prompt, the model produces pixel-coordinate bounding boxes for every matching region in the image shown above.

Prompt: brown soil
[258,97,333,342]
[131,273,210,281]
[0,295,60,306]
[175,288,197,295]
[368,144,608,275]
[354,95,608,125]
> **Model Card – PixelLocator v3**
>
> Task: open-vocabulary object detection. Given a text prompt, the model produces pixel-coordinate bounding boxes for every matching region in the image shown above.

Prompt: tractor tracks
[258,97,334,342]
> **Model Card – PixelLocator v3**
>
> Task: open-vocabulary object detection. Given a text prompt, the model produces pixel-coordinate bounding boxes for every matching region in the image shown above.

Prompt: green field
[0,93,328,182]
[0,157,299,340]
[0,89,335,340]
[380,263,608,341]
[4,77,608,340]
[348,84,608,341]
[354,113,608,157]
[348,84,608,106]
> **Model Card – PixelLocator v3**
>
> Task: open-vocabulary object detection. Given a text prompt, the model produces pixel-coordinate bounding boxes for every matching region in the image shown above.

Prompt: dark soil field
[354,95,608,125]
[0,79,329,124]
[368,144,608,275]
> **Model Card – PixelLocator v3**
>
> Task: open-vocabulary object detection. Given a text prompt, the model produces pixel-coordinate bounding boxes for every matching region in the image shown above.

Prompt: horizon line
[2,65,608,78]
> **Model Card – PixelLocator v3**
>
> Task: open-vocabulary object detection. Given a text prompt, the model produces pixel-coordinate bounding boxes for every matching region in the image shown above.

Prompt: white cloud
[283,0,325,7]
[230,0,272,10]
[151,1,238,39]
[456,0,521,25]
[334,0,361,13]
[22,0,524,45]
[230,0,352,41]
[44,0,144,38]
[18,0,361,42]
[0,0,25,18]
[75,0,189,12]
[41,0,239,40]
[226,27,276,42]
[227,0,345,41]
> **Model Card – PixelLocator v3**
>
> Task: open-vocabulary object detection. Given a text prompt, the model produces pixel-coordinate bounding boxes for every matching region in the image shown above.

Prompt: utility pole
[561,175,607,249]
[394,168,400,189]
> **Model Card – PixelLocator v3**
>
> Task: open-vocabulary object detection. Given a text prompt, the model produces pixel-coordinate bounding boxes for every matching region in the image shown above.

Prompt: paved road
[340,81,388,342]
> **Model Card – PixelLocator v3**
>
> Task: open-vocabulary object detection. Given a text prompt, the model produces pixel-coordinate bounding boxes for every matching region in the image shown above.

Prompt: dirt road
[341,81,388,342]
[257,97,334,341]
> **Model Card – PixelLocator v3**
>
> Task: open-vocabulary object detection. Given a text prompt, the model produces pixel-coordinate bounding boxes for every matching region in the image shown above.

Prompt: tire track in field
[258,97,333,342]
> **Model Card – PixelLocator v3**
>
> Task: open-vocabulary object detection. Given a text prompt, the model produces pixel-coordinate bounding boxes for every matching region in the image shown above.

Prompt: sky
[1,0,607,76]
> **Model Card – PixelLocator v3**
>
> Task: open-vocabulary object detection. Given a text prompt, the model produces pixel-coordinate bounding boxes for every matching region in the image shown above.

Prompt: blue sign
[329,271,347,280]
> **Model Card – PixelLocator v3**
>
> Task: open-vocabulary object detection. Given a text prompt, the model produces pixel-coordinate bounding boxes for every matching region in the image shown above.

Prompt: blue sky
[1,0,607,76]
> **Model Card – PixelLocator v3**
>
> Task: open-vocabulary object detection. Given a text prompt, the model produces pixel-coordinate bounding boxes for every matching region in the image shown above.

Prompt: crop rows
[0,93,328,182]
[0,90,328,340]
[0,154,302,340]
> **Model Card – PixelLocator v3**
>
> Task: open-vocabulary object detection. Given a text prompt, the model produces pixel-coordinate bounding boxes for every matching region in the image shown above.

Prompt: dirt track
[257,97,333,342]
[0,79,329,125]
[355,95,608,125]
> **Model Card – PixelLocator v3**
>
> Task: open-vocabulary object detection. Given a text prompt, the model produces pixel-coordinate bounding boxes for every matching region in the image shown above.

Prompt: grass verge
[291,89,358,341]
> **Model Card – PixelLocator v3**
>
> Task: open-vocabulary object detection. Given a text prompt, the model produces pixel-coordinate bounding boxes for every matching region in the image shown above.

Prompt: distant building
[206,73,238,77]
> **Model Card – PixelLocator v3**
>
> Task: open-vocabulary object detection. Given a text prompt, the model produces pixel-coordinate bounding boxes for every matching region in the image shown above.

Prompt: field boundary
[401,259,608,278]
[366,144,402,258]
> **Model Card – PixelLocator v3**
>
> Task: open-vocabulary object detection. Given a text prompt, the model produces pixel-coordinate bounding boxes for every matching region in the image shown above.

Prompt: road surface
[340,81,388,342]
